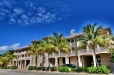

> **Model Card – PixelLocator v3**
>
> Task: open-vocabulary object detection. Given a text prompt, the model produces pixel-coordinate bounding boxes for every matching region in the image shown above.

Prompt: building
[11,27,113,69]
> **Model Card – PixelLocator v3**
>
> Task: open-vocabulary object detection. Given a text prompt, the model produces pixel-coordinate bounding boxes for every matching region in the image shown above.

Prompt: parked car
[64,64,78,68]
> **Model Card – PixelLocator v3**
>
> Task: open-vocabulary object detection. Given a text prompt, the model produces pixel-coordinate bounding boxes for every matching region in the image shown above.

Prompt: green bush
[96,65,110,74]
[36,67,41,71]
[41,67,45,71]
[28,66,36,70]
[45,67,49,71]
[59,66,69,72]
[87,66,96,74]
[50,67,57,71]
[71,68,77,72]
[2,66,10,69]
[76,67,85,72]
[10,65,17,70]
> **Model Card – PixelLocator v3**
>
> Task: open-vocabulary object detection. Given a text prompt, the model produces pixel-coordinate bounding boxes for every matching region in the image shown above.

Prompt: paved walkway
[0,69,113,75]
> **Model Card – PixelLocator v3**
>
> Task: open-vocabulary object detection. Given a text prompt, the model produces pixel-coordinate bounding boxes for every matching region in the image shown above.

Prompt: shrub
[71,68,77,72]
[28,66,36,70]
[76,67,85,72]
[59,66,69,72]
[45,67,49,71]
[96,65,110,74]
[87,66,96,74]
[41,67,45,71]
[36,67,41,71]
[50,67,57,71]
[10,65,17,70]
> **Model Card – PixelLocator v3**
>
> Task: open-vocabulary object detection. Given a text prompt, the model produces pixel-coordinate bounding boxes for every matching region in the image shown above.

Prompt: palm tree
[52,32,71,70]
[82,23,104,67]
[43,37,55,71]
[27,40,41,67]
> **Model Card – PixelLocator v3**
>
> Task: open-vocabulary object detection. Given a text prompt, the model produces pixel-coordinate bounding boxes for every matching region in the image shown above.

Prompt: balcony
[70,43,76,48]
[14,51,27,55]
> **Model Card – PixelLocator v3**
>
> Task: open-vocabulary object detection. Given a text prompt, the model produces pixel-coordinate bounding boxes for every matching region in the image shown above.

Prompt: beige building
[11,28,113,69]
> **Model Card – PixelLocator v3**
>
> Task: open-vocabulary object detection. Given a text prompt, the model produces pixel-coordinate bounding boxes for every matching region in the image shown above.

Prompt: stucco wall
[100,53,111,67]
[70,56,77,66]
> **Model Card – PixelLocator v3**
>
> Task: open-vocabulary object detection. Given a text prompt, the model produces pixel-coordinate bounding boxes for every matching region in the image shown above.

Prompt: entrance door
[84,56,93,67]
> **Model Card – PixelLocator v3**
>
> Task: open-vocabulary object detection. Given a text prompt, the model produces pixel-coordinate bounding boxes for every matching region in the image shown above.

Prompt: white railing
[70,43,76,48]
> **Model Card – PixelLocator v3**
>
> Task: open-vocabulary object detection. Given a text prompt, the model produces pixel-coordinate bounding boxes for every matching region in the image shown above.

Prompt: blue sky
[0,0,114,53]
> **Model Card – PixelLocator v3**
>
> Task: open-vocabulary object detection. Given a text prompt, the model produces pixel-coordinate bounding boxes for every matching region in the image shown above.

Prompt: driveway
[0,69,113,75]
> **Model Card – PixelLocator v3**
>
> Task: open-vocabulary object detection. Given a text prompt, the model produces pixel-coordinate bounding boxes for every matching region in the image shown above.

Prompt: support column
[24,60,26,68]
[70,40,72,54]
[17,61,19,68]
[65,56,69,64]
[92,54,96,67]
[55,57,58,67]
[78,55,82,67]
[20,60,22,68]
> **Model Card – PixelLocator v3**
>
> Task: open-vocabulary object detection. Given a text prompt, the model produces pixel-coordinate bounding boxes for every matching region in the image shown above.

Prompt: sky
[0,0,114,53]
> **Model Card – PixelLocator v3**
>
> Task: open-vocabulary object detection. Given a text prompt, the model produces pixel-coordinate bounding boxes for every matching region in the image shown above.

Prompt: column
[55,57,58,67]
[70,40,72,54]
[17,61,20,68]
[20,60,22,68]
[78,55,82,67]
[92,54,96,67]
[24,60,26,68]
[74,39,76,47]
[65,56,69,64]
[17,61,19,68]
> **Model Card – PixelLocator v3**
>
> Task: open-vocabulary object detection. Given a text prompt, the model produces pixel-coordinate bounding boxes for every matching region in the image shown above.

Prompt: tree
[52,32,71,70]
[82,23,105,67]
[27,40,41,67]
[43,37,55,71]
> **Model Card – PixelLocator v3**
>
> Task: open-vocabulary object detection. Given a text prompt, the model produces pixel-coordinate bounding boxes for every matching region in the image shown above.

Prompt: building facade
[11,28,113,69]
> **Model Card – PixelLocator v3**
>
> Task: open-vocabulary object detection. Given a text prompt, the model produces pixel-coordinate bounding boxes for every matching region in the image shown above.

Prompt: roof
[15,46,31,51]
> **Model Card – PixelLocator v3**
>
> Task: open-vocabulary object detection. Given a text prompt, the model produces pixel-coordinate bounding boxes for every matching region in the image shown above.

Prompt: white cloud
[14,8,23,14]
[0,0,71,26]
[10,43,20,50]
[0,43,20,51]
[70,29,76,34]
[0,46,9,51]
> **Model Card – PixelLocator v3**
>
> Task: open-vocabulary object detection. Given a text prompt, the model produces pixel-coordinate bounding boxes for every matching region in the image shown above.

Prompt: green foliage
[87,65,110,74]
[76,67,85,72]
[71,68,77,72]
[59,66,70,72]
[87,66,96,74]
[110,52,114,63]
[96,65,110,74]
[10,65,17,70]
[41,67,45,71]
[36,67,42,70]
[28,66,36,70]
[1,66,10,69]
[50,67,57,71]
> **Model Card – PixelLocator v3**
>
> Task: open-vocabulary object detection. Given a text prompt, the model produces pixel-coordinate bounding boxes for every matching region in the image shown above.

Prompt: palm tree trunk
[56,53,59,71]
[93,49,97,67]
[48,53,50,71]
[35,54,38,68]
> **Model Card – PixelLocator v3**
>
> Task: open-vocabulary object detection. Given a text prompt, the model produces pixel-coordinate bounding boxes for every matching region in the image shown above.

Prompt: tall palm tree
[27,40,41,67]
[82,23,104,67]
[43,37,55,71]
[52,32,71,70]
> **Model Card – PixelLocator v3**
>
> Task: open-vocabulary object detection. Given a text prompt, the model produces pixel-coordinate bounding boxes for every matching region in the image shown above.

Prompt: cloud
[70,29,76,34]
[0,43,20,51]
[10,43,20,50]
[0,46,9,51]
[0,0,72,26]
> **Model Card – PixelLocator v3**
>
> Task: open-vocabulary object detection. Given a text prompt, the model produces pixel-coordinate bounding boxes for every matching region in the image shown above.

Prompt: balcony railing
[48,46,109,57]
[14,51,27,55]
